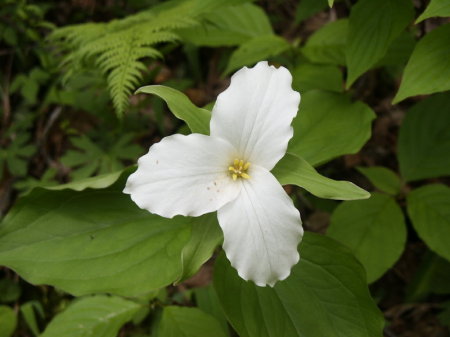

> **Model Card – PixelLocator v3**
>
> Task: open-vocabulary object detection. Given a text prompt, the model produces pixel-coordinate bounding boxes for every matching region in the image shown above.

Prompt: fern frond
[51,0,244,117]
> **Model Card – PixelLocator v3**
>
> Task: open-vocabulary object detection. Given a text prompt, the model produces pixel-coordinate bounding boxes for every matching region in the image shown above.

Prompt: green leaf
[0,306,17,337]
[398,93,450,181]
[302,19,348,65]
[46,169,127,191]
[136,85,210,135]
[223,35,291,75]
[393,23,450,103]
[328,0,334,7]
[327,193,406,283]
[346,0,414,87]
[288,90,375,166]
[178,3,272,46]
[0,279,21,303]
[20,301,43,336]
[61,134,142,180]
[291,62,343,93]
[194,286,229,334]
[407,184,450,262]
[406,253,450,301]
[214,232,384,337]
[40,295,140,337]
[272,153,370,200]
[176,213,223,283]
[0,185,191,297]
[157,306,229,337]
[357,166,402,195]
[295,0,328,24]
[416,0,450,23]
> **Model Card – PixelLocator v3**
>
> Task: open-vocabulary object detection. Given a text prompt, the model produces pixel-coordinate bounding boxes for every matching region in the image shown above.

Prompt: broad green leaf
[416,0,450,23]
[46,169,125,191]
[158,306,228,337]
[376,31,416,68]
[328,0,334,7]
[214,232,384,337]
[407,184,450,261]
[179,3,272,46]
[295,0,328,24]
[0,306,16,337]
[393,24,450,103]
[302,19,348,65]
[346,0,414,87]
[357,166,402,195]
[0,279,21,303]
[272,153,370,200]
[291,62,343,93]
[40,295,140,337]
[288,90,375,166]
[20,301,44,336]
[223,35,291,75]
[0,185,191,297]
[327,193,406,283]
[406,253,450,301]
[136,85,211,135]
[176,213,223,283]
[194,286,229,334]
[398,93,450,181]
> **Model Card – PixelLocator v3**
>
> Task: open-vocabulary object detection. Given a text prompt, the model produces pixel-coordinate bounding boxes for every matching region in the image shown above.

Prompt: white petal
[217,165,303,286]
[210,61,300,171]
[124,134,241,218]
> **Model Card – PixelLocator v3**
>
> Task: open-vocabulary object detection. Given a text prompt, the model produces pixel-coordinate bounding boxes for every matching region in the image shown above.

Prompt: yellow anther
[228,158,251,180]
[241,173,250,179]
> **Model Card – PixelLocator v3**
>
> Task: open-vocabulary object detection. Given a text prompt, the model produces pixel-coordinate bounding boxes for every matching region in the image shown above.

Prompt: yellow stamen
[228,158,251,180]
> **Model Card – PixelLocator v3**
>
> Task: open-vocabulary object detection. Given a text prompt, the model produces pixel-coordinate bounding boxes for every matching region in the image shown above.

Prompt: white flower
[124,61,303,287]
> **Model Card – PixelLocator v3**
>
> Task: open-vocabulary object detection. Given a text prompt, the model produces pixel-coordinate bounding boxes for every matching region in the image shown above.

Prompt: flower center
[228,159,251,181]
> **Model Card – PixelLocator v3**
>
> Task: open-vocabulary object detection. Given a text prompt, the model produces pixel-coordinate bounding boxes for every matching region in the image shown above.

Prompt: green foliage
[0,184,191,296]
[288,90,376,166]
[178,3,272,46]
[46,169,125,191]
[295,0,328,24]
[0,306,17,337]
[407,184,450,262]
[394,24,450,103]
[416,0,450,23]
[194,286,229,333]
[20,301,44,336]
[61,133,143,180]
[357,166,402,195]
[214,232,384,337]
[157,306,229,337]
[328,193,407,283]
[0,280,21,303]
[177,214,223,283]
[51,0,244,117]
[136,85,211,134]
[398,93,450,181]
[346,0,414,87]
[291,62,343,93]
[272,153,370,200]
[223,35,291,75]
[40,295,140,337]
[0,131,36,178]
[407,254,450,301]
[301,19,348,65]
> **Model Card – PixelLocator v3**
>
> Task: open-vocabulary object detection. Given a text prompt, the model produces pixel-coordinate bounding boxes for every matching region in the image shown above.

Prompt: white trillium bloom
[124,61,303,287]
